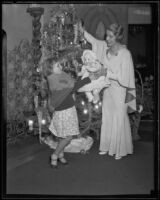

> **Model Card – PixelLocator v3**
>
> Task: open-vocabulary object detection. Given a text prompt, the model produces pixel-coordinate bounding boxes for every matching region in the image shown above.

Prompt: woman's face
[106,30,117,47]
[53,62,62,74]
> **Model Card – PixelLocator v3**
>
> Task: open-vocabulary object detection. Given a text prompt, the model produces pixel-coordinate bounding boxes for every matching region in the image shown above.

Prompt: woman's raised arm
[79,20,99,48]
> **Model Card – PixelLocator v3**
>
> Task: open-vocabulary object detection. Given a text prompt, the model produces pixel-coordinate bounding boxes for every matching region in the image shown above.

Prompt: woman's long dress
[100,48,136,157]
[84,31,136,157]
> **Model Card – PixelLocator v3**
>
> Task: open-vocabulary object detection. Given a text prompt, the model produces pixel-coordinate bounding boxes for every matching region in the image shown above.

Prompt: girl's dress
[49,106,79,138]
[48,76,91,138]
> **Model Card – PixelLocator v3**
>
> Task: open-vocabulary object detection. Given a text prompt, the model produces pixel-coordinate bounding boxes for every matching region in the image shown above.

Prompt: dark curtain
[2,29,7,123]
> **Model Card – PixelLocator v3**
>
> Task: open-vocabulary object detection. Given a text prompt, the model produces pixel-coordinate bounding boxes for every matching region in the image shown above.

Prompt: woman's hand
[107,70,118,80]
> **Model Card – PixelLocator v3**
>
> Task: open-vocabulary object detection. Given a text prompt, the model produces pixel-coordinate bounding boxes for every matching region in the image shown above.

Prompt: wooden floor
[6,127,156,197]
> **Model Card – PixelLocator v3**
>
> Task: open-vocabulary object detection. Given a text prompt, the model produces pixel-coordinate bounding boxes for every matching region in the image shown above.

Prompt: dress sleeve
[84,31,98,46]
[117,50,137,112]
[84,30,108,64]
[107,50,135,89]
[117,50,135,89]
[84,31,102,54]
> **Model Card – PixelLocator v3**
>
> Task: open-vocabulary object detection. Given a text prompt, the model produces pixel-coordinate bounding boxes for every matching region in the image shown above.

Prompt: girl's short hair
[107,23,124,42]
[42,58,56,78]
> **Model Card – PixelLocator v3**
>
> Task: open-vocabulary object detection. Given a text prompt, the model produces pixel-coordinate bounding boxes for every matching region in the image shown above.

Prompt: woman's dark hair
[42,57,56,78]
[107,23,124,43]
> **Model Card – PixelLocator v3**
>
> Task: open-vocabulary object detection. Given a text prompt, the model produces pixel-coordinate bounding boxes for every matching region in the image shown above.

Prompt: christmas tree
[29,4,102,142]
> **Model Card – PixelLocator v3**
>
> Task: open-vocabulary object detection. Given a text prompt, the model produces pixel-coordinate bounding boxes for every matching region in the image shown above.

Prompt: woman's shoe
[115,155,122,160]
[99,151,108,155]
[50,154,58,169]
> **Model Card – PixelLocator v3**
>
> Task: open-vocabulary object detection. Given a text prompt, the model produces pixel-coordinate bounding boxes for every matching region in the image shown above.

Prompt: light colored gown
[84,31,136,157]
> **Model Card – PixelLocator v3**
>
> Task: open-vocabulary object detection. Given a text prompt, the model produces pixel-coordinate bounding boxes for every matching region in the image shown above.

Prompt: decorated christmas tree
[28,4,102,142]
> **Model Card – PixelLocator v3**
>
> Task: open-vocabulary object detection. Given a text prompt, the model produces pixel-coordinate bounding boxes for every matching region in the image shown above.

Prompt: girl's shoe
[99,151,108,155]
[50,154,58,169]
[58,153,68,165]
[115,155,122,160]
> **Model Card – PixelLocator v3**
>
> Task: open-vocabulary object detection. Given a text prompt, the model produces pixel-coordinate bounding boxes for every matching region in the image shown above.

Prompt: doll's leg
[78,66,89,79]
[85,91,94,102]
[82,71,89,79]
[93,89,100,104]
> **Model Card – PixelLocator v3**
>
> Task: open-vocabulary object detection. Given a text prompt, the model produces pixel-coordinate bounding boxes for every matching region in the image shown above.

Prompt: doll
[78,50,110,103]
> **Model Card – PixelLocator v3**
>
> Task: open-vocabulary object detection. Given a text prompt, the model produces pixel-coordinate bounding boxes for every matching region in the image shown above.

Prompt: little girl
[46,58,91,169]
[78,50,110,103]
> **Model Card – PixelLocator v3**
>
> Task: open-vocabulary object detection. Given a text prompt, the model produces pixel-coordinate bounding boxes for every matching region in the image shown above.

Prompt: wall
[128,28,147,60]
[128,4,151,24]
[2,4,32,51]
[74,4,129,43]
[2,3,130,51]
[2,4,51,51]
[127,5,153,67]
[3,3,152,121]
[2,3,152,51]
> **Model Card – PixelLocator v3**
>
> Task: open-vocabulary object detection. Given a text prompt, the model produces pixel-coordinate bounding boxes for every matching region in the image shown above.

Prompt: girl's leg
[93,89,100,104]
[54,136,72,156]
[86,91,94,102]
[51,136,72,167]
[58,151,68,164]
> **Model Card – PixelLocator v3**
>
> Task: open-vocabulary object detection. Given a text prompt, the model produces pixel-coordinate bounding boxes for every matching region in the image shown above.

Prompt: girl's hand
[78,20,84,34]
[78,72,83,76]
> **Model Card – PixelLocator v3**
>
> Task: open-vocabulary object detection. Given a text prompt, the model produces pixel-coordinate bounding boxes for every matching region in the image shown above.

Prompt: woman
[79,22,136,160]
[45,58,91,168]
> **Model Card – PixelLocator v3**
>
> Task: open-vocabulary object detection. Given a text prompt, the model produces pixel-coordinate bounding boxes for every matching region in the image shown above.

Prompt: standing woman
[45,58,91,168]
[79,22,136,160]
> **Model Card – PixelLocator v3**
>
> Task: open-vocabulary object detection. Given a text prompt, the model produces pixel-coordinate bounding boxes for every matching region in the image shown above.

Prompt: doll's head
[85,60,102,73]
[81,50,102,73]
[81,50,97,65]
